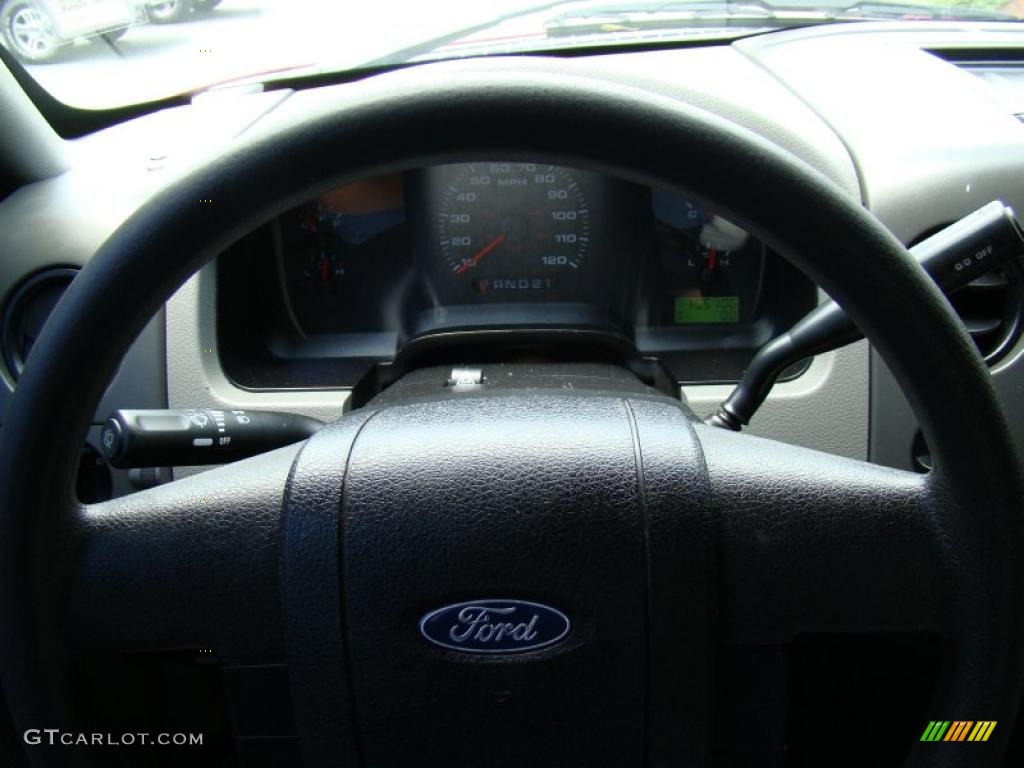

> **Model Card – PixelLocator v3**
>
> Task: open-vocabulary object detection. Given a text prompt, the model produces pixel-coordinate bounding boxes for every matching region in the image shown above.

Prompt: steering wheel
[1,59,1022,767]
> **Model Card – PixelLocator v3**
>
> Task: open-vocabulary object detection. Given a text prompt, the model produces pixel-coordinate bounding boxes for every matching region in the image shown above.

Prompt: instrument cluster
[216,162,817,389]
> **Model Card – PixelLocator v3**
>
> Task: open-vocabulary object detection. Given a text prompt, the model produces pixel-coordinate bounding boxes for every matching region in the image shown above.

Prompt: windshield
[3,0,1022,110]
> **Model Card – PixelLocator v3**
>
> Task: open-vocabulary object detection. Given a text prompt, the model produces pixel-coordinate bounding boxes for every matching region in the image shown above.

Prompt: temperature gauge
[684,216,749,288]
[652,199,765,325]
[304,250,344,295]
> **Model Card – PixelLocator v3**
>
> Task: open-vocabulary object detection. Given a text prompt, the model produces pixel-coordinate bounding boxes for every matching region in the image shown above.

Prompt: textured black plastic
[0,58,1021,768]
[68,444,300,658]
[102,408,322,468]
[339,395,648,767]
[280,412,376,767]
[365,362,673,408]
[626,399,716,766]
[695,424,945,639]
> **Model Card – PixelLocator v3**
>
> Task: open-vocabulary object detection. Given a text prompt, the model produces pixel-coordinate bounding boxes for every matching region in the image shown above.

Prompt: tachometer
[437,163,590,292]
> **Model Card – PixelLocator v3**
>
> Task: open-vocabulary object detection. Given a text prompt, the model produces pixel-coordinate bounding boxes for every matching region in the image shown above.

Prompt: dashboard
[1,21,1024,476]
[216,162,815,394]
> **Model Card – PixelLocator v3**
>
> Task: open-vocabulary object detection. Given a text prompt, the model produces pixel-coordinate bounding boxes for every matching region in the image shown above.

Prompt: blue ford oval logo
[419,599,571,654]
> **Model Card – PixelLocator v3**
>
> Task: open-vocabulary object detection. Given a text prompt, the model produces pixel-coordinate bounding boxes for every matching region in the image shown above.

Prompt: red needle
[456,233,506,275]
[706,247,717,271]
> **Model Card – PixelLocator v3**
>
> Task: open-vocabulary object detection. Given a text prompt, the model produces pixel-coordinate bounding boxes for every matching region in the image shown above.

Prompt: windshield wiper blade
[548,8,783,36]
[545,3,850,36]
[544,0,1019,35]
[850,1,1018,21]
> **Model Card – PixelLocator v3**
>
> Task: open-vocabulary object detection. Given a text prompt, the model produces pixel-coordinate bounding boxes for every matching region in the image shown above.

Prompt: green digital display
[674,296,740,324]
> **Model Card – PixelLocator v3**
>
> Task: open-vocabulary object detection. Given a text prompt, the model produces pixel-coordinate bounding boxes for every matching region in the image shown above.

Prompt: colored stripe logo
[920,721,997,742]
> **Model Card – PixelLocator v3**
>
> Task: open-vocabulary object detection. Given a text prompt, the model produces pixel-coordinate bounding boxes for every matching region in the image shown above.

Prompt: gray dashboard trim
[166,266,352,422]
[684,341,869,460]
[737,22,1024,469]
[168,274,870,462]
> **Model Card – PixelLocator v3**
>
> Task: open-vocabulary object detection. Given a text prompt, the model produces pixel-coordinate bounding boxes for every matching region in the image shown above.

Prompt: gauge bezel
[436,162,593,282]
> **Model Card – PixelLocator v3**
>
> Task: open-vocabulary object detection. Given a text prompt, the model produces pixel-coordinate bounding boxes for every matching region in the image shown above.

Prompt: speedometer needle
[456,233,506,275]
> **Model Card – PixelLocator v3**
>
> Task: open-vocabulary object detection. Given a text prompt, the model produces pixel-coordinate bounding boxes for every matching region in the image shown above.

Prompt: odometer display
[674,295,741,324]
[437,163,591,294]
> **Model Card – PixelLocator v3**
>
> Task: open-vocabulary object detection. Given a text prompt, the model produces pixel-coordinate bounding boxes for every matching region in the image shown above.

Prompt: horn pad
[287,393,714,767]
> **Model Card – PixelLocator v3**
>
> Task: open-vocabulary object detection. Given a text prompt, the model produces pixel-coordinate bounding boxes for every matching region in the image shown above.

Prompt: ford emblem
[419,599,571,654]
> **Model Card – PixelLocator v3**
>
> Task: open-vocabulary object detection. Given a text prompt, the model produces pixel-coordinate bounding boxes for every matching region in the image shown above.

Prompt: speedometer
[437,163,590,292]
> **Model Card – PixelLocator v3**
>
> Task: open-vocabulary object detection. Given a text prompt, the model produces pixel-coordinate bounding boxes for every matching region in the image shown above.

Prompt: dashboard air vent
[2,267,78,381]
[948,258,1023,366]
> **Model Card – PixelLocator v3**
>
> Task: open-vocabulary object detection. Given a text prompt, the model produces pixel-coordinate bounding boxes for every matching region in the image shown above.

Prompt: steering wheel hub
[283,394,714,765]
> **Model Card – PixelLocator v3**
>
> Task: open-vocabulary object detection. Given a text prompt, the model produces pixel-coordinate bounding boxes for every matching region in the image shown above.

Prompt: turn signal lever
[706,201,1024,431]
[101,409,323,468]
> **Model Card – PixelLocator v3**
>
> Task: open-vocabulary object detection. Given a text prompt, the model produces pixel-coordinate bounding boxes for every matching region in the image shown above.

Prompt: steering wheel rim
[1,58,1021,766]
